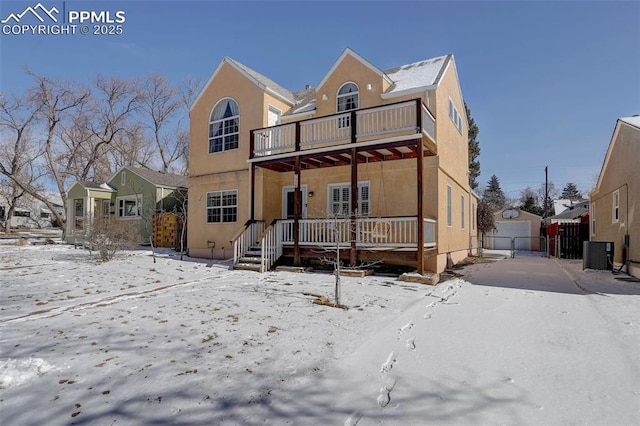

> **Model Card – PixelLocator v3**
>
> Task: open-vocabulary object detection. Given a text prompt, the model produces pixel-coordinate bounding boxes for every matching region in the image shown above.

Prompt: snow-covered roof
[384,54,451,96]
[619,116,640,129]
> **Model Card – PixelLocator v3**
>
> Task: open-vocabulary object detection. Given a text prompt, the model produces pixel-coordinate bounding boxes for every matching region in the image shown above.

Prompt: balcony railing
[251,99,436,158]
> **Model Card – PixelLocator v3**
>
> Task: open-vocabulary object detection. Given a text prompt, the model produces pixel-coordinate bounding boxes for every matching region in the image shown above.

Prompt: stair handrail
[232,220,265,265]
[260,219,283,272]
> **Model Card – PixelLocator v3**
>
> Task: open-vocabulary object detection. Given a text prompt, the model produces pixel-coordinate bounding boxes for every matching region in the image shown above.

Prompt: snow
[1,244,639,425]
[385,55,449,95]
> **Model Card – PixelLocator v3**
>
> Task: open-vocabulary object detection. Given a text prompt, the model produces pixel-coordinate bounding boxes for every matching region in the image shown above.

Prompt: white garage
[489,208,543,251]
[494,220,531,250]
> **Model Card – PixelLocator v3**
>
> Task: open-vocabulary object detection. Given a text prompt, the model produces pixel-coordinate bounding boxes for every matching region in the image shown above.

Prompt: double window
[117,196,142,218]
[327,182,369,217]
[209,98,239,153]
[206,190,237,223]
[337,83,359,128]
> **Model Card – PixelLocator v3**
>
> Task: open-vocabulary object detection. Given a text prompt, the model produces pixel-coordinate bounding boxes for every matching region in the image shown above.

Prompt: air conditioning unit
[583,241,614,270]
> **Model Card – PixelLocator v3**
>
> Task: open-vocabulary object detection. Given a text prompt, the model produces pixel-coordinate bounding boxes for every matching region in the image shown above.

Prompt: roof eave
[381,84,436,99]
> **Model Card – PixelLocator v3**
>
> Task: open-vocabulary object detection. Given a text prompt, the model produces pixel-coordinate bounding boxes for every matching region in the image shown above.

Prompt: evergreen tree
[465,102,481,190]
[519,187,543,216]
[561,182,582,200]
[483,175,507,212]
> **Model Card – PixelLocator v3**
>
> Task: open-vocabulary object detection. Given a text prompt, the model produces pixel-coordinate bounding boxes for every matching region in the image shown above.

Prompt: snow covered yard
[1,244,639,425]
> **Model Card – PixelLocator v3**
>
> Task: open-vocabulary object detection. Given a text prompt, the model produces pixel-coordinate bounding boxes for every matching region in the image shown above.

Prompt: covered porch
[235,98,438,273]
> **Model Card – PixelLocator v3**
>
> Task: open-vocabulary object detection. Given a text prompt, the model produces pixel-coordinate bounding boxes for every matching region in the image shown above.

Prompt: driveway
[316,254,640,425]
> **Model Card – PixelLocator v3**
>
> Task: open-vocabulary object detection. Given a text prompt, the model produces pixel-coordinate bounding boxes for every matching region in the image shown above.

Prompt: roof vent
[305,84,311,90]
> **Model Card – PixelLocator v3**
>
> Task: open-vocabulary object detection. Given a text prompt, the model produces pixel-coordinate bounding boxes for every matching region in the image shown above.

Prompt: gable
[316,48,392,93]
[594,118,640,194]
[191,57,294,112]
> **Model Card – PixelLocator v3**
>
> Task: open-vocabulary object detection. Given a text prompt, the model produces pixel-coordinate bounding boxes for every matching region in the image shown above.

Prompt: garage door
[494,221,531,250]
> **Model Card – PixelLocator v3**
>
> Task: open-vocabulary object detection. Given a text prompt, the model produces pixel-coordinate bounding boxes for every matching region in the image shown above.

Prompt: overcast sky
[2,0,638,199]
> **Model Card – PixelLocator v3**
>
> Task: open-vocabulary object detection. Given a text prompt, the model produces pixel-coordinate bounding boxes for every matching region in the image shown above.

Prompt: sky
[1,0,639,200]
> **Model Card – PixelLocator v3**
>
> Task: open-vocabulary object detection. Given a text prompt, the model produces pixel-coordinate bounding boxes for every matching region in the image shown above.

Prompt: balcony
[250,99,436,168]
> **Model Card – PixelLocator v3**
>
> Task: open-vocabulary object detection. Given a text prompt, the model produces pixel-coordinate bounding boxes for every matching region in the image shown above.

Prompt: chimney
[305,84,311,90]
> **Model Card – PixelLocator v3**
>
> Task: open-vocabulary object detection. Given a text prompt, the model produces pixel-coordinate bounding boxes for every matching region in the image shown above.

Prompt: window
[40,211,51,219]
[209,98,239,153]
[461,195,465,229]
[337,83,359,128]
[448,98,463,133]
[327,182,369,217]
[102,200,111,217]
[447,185,452,227]
[121,171,126,186]
[206,190,237,223]
[591,203,596,235]
[612,190,619,223]
[117,196,142,218]
[14,210,30,217]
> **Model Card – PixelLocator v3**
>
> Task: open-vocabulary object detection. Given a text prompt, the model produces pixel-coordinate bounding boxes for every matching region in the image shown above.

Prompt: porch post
[250,163,256,221]
[293,123,301,266]
[350,146,358,266]
[416,98,425,274]
[249,131,255,221]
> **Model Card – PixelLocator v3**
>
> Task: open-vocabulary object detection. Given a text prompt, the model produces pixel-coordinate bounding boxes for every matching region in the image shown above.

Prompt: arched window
[337,83,359,128]
[209,98,239,153]
[337,82,359,112]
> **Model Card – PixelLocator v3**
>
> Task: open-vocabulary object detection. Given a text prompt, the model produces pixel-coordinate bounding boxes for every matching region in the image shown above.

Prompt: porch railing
[251,99,435,158]
[277,216,436,248]
[232,220,265,264]
[260,222,283,272]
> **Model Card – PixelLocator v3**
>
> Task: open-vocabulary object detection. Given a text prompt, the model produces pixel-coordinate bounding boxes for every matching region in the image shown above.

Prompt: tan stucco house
[188,48,478,273]
[66,166,187,244]
[589,116,640,277]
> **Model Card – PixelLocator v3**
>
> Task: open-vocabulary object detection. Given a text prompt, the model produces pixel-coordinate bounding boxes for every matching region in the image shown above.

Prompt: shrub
[84,216,142,261]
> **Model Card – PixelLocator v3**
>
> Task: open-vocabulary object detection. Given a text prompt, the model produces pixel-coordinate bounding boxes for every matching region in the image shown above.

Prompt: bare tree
[137,74,187,173]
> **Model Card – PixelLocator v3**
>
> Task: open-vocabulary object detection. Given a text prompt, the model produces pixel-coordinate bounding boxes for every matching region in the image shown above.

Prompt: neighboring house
[65,166,187,244]
[487,208,542,251]
[546,200,590,225]
[589,116,640,277]
[0,194,64,230]
[188,48,478,274]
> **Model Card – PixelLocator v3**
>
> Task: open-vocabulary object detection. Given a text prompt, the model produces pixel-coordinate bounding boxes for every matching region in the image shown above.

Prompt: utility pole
[544,166,548,218]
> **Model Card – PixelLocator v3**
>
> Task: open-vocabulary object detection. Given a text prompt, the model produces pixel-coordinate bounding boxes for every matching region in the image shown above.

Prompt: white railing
[252,123,296,157]
[300,113,351,149]
[279,217,436,248]
[422,104,436,143]
[424,218,436,247]
[357,101,417,138]
[260,222,283,272]
[232,220,265,264]
[251,99,437,158]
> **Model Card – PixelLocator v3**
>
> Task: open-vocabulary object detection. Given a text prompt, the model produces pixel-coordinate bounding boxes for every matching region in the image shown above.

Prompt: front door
[282,185,307,219]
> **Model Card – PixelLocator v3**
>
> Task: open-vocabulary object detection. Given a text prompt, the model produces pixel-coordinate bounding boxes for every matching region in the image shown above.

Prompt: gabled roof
[284,87,317,117]
[110,167,187,189]
[316,48,394,91]
[549,201,589,220]
[619,115,640,128]
[68,181,115,193]
[383,54,452,97]
[593,116,640,193]
[191,57,295,111]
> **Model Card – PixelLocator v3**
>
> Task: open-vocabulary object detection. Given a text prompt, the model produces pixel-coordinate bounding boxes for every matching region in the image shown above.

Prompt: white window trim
[121,171,126,186]
[208,97,240,154]
[612,190,619,223]
[336,82,360,112]
[326,181,370,217]
[116,195,142,219]
[206,189,238,224]
[446,184,453,227]
[102,200,111,217]
[448,97,463,134]
[591,203,596,235]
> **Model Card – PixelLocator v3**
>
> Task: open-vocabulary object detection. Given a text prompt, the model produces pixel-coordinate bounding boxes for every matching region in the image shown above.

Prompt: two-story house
[188,48,477,274]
